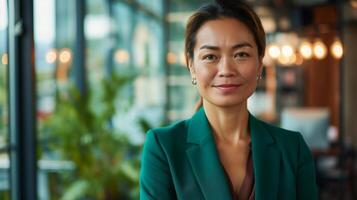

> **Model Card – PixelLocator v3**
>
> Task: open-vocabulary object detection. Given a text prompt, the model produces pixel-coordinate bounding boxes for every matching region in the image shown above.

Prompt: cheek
[194,66,216,85]
[242,63,259,80]
[199,73,217,89]
[196,70,211,82]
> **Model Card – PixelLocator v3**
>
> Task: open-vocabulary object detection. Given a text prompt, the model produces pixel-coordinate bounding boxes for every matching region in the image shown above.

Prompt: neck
[203,100,250,146]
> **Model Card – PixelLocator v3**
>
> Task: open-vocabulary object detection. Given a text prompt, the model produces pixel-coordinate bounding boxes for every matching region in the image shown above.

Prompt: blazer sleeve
[296,133,319,200]
[140,130,176,200]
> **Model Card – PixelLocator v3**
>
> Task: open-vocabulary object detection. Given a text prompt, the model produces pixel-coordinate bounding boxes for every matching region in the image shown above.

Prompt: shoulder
[150,119,189,136]
[254,118,314,174]
[144,119,189,154]
[259,119,302,142]
[148,119,189,141]
[256,118,310,155]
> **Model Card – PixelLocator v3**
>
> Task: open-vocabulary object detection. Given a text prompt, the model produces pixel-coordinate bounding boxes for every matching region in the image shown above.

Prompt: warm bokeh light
[299,41,313,59]
[351,1,357,8]
[179,52,186,66]
[114,49,130,64]
[262,53,274,67]
[1,53,8,65]
[268,44,280,59]
[261,17,277,33]
[290,54,297,64]
[330,39,343,59]
[313,39,327,60]
[278,55,290,65]
[167,52,177,64]
[281,45,294,57]
[277,52,297,66]
[46,49,57,64]
[59,48,72,64]
[294,53,304,65]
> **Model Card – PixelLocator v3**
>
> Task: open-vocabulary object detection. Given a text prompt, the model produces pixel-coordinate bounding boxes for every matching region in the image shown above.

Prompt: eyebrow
[199,42,253,50]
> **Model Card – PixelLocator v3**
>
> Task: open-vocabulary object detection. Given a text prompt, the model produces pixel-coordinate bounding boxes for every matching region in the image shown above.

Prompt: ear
[188,58,196,78]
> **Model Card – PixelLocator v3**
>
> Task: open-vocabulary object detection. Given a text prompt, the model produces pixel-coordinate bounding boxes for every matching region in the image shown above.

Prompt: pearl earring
[192,77,197,85]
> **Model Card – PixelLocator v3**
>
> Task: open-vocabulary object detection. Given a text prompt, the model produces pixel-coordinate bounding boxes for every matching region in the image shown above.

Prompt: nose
[218,56,236,77]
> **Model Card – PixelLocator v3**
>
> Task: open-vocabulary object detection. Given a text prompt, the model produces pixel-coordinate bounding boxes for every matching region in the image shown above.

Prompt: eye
[202,54,218,62]
[234,52,250,59]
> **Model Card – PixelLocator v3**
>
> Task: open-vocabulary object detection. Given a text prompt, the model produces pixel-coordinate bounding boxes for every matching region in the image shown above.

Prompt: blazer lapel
[186,108,232,200]
[249,114,281,200]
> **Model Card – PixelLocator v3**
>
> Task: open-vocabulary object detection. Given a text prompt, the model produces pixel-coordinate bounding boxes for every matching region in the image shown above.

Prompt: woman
[140,0,318,199]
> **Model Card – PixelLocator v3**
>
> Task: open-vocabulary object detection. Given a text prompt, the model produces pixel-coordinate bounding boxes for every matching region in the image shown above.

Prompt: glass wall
[34,0,79,199]
[35,0,166,199]
[0,0,9,198]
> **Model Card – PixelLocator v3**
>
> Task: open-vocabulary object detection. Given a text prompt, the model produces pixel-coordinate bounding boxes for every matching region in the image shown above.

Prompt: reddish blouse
[223,145,255,200]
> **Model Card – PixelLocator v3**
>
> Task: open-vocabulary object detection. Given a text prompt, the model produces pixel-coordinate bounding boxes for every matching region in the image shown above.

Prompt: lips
[214,84,241,88]
[213,84,242,93]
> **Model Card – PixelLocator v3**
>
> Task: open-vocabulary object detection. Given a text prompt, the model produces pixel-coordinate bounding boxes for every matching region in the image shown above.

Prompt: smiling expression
[189,17,263,108]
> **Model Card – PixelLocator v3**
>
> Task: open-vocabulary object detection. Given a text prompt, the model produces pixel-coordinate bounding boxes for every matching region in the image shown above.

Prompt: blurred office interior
[1,0,357,199]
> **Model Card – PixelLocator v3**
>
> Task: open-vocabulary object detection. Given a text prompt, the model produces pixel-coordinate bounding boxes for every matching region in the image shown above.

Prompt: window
[35,0,77,198]
[35,0,166,198]
[0,0,9,198]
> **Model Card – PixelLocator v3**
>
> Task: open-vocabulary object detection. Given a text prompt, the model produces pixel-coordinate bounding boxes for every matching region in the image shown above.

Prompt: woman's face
[189,17,263,108]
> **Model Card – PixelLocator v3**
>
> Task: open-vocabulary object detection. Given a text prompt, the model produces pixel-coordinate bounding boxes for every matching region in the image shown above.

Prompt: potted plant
[40,74,145,199]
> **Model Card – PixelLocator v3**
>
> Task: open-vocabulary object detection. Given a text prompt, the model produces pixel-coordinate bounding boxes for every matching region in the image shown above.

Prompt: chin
[206,96,248,108]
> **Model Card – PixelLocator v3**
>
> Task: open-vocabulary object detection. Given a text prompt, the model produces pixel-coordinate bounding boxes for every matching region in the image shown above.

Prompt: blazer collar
[249,112,281,200]
[186,107,232,200]
[186,107,212,145]
[186,107,281,200]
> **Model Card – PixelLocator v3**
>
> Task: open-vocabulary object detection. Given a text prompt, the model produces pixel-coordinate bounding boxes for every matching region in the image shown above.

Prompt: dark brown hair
[184,0,266,67]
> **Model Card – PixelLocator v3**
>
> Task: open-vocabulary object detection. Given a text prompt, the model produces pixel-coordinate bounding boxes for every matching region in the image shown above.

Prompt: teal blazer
[140,108,318,200]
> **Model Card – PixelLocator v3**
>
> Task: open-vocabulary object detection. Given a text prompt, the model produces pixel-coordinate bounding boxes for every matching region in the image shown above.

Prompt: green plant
[41,74,143,200]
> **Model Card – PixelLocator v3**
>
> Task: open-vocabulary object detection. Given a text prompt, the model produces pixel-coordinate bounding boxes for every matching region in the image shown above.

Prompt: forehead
[195,18,256,49]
